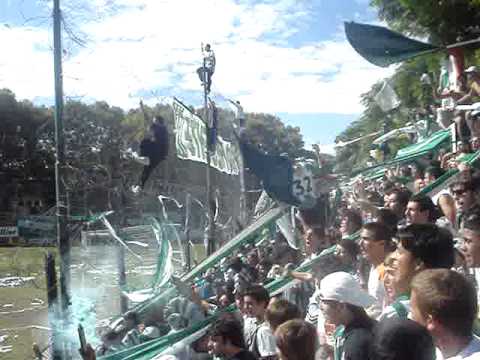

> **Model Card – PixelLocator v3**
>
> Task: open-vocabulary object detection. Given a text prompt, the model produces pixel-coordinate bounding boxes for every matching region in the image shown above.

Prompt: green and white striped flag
[173,97,241,175]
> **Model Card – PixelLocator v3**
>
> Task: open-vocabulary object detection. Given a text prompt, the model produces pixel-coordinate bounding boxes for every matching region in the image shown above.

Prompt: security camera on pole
[197,43,216,255]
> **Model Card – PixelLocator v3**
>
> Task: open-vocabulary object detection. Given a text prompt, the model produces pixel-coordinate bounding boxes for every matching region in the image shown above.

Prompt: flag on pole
[374,81,401,112]
[344,22,440,67]
[239,139,300,206]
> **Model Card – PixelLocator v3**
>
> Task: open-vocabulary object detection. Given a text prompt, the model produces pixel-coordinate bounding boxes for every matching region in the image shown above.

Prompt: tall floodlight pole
[202,53,215,256]
[53,0,71,318]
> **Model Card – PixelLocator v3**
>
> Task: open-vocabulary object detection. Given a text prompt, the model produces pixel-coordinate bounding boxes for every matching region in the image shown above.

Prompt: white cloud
[0,26,53,100]
[0,0,392,115]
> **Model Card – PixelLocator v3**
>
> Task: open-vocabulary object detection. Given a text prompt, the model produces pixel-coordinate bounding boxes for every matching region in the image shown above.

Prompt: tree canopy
[0,89,310,223]
[371,0,480,44]
[336,0,480,172]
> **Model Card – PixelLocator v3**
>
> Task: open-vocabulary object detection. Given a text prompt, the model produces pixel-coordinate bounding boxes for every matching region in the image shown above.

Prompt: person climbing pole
[196,43,216,94]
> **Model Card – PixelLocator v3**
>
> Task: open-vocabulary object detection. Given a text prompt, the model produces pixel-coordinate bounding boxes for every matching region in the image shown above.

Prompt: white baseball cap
[465,66,478,73]
[142,326,160,339]
[320,272,376,308]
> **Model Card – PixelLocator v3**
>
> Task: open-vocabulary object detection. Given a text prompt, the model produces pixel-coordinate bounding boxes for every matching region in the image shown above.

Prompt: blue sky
[0,0,392,152]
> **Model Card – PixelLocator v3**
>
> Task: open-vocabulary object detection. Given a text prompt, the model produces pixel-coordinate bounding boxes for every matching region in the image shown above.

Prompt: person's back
[371,318,435,360]
[229,349,258,360]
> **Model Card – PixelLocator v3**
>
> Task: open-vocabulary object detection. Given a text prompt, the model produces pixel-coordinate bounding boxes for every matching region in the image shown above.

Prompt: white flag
[374,81,400,112]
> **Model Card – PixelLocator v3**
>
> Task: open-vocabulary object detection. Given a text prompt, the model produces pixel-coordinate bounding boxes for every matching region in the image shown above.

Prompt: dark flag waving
[344,22,440,67]
[239,138,300,206]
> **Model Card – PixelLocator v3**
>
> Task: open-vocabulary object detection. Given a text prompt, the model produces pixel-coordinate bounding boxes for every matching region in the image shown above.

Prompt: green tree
[244,113,313,159]
[371,0,480,44]
[336,0,480,172]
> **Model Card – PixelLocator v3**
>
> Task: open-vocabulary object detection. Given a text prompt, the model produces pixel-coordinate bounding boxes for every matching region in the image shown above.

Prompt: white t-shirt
[306,287,321,325]
[255,323,277,357]
[367,265,386,319]
[232,102,245,120]
[243,316,258,346]
[473,268,480,305]
[445,335,480,359]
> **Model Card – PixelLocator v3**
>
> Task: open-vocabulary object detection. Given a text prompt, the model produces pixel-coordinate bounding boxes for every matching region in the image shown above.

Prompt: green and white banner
[0,226,18,237]
[173,97,241,175]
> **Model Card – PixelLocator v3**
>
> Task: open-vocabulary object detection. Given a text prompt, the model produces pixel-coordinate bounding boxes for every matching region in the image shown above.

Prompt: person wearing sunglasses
[450,177,480,229]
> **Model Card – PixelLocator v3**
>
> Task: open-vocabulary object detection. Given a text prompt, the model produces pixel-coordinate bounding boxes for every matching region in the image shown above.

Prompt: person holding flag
[228,99,246,128]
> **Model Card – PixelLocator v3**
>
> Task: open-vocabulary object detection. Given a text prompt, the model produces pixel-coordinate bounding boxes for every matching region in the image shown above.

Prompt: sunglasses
[452,188,470,196]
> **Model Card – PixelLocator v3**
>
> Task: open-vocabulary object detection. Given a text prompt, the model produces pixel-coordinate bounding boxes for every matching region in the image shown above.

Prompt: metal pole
[238,125,247,227]
[110,154,129,314]
[117,244,128,313]
[202,57,215,255]
[446,37,480,49]
[184,193,192,271]
[45,252,63,360]
[53,0,71,320]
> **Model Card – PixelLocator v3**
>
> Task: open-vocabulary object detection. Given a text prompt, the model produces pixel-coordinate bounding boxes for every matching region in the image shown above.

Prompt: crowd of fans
[79,66,480,360]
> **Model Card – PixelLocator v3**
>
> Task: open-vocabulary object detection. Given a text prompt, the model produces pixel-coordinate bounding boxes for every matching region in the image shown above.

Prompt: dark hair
[124,311,139,325]
[408,194,436,221]
[463,210,480,233]
[338,238,360,259]
[275,320,317,360]
[218,291,235,305]
[343,209,363,233]
[243,284,270,305]
[298,198,327,229]
[362,222,393,242]
[259,259,273,270]
[383,182,397,194]
[265,299,301,331]
[227,257,243,273]
[389,189,412,207]
[209,318,245,348]
[409,194,435,212]
[397,224,454,269]
[371,318,435,360]
[412,269,477,337]
[366,191,384,207]
[424,166,444,180]
[375,208,398,233]
[450,174,475,192]
[345,303,376,331]
[234,291,244,300]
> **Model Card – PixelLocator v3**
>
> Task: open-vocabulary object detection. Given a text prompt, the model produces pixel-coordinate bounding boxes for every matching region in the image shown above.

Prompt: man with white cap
[319,271,376,360]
